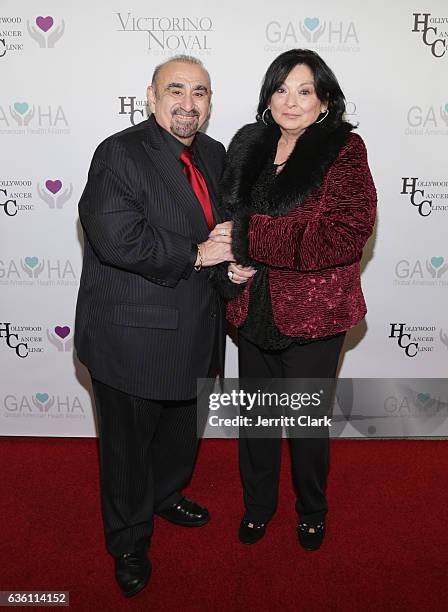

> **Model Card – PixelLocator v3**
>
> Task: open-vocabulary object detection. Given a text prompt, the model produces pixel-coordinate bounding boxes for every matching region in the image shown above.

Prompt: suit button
[210,312,216,319]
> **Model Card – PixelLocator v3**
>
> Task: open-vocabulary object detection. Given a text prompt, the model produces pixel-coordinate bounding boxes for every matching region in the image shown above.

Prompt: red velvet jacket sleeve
[247,134,377,271]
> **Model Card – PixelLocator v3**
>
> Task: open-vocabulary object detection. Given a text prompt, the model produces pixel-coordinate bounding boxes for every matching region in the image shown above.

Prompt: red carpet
[1,437,447,611]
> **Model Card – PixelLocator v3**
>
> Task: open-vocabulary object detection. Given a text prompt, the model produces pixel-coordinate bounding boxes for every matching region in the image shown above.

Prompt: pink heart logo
[45,179,62,194]
[54,325,70,339]
[36,16,54,32]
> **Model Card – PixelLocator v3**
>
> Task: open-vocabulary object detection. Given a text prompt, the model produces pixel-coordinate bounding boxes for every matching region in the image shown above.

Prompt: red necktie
[180,147,215,230]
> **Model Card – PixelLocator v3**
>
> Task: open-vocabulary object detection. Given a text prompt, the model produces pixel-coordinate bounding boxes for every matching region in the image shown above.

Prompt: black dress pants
[91,378,199,557]
[238,333,345,525]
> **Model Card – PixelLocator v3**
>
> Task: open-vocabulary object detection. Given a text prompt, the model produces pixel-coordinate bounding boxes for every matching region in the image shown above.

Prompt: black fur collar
[221,120,354,218]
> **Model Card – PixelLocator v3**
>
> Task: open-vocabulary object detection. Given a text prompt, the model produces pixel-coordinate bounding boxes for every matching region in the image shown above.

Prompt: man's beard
[170,108,200,138]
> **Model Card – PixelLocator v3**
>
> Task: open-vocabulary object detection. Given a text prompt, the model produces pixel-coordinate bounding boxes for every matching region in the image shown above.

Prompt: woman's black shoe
[297,520,325,551]
[239,519,267,544]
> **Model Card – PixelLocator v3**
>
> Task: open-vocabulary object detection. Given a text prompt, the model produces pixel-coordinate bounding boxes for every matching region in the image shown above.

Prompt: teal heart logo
[14,102,29,115]
[36,393,49,403]
[304,17,319,31]
[417,393,430,404]
[445,103,448,113]
[25,256,38,268]
[431,256,444,268]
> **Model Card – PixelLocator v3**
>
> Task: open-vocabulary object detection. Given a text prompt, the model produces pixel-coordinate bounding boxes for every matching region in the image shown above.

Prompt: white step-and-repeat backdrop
[1,1,447,437]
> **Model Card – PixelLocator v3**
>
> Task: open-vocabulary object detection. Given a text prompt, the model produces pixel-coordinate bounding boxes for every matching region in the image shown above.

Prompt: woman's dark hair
[257,49,346,127]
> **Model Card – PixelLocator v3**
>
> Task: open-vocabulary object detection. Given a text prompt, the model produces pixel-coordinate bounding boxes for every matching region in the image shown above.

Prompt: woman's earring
[315,109,329,124]
[261,107,271,125]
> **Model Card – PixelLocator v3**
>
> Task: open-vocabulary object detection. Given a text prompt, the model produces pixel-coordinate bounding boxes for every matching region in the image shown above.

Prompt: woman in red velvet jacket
[211,49,376,550]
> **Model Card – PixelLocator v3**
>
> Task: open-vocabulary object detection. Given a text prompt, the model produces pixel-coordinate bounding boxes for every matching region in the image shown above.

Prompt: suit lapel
[141,118,210,241]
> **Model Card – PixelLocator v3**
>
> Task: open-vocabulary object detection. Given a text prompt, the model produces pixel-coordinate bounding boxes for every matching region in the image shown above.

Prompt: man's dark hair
[151,55,209,94]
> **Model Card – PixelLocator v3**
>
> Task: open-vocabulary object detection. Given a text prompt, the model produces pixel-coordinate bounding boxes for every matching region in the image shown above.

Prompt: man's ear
[147,85,156,114]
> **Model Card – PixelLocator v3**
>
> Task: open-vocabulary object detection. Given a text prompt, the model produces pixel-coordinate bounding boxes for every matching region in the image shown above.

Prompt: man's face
[147,61,212,143]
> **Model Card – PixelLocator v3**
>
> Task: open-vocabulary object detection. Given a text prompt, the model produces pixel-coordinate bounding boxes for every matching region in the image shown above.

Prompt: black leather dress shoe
[115,552,151,598]
[156,496,209,526]
[239,519,267,544]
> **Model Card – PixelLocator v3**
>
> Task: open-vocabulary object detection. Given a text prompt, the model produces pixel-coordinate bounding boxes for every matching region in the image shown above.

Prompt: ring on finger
[227,270,234,280]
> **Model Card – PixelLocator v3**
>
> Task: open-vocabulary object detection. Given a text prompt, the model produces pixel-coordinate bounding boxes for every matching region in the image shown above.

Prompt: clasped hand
[205,221,256,284]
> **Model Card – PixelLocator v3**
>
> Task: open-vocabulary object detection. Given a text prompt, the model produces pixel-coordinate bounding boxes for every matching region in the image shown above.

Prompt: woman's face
[269,63,327,137]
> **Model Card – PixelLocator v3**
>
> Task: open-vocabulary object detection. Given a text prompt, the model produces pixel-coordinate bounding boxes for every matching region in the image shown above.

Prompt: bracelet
[194,244,203,272]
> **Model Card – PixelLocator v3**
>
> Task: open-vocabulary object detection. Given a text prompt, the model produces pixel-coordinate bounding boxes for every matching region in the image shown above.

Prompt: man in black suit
[74,55,232,597]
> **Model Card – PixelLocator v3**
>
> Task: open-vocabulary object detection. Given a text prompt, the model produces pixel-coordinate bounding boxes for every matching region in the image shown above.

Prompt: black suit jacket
[74,116,226,400]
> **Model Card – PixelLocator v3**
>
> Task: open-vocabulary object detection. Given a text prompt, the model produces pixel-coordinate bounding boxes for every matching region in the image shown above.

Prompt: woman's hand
[227,262,256,284]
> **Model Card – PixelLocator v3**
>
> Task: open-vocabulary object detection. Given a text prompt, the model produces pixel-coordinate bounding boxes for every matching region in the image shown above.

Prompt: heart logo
[36,16,54,32]
[14,102,29,115]
[445,103,448,113]
[45,179,62,194]
[36,393,49,403]
[304,17,319,31]
[431,256,444,268]
[54,325,70,339]
[25,256,38,268]
[417,393,430,404]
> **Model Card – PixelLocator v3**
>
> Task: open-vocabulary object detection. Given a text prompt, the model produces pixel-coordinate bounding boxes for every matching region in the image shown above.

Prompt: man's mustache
[172,108,200,118]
